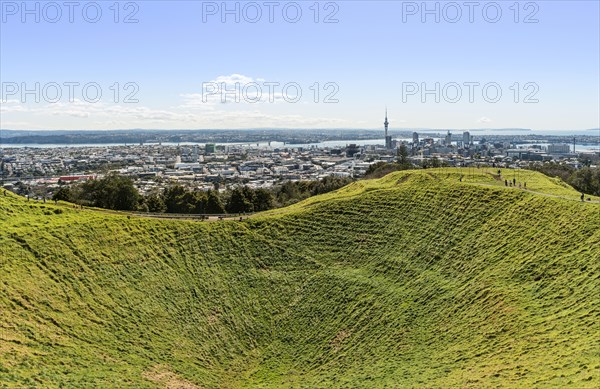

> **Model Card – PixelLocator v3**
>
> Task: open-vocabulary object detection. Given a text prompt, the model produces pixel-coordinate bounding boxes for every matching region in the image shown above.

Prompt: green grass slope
[1,168,599,388]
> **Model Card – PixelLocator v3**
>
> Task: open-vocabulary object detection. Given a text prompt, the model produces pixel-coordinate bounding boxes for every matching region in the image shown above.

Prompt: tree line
[52,174,354,213]
[50,155,599,214]
[527,162,600,196]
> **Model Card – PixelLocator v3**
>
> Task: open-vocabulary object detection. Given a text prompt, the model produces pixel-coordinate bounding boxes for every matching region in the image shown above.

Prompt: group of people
[504,178,526,190]
[18,192,63,205]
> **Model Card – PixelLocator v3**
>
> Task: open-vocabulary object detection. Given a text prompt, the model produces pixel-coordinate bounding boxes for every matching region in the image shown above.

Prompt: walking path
[470,182,600,204]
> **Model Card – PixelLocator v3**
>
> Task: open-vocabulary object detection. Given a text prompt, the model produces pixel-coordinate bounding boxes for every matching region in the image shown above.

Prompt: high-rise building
[412,132,419,144]
[547,144,571,154]
[192,145,199,161]
[205,143,216,154]
[463,131,471,147]
[445,131,452,146]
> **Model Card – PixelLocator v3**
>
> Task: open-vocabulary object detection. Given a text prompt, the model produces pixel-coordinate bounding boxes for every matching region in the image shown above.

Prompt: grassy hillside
[1,168,599,388]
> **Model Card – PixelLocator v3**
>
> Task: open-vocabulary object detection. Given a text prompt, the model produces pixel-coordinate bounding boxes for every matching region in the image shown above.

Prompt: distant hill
[1,169,598,388]
[0,129,389,145]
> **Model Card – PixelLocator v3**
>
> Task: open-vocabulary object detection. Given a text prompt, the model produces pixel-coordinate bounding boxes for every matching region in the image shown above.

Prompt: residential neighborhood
[2,130,597,200]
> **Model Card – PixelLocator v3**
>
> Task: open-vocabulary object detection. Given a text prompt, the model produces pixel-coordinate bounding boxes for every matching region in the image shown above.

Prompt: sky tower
[384,108,389,138]
[384,108,392,149]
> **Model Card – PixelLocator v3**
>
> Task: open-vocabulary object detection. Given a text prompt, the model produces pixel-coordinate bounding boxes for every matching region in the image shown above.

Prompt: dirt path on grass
[470,182,600,204]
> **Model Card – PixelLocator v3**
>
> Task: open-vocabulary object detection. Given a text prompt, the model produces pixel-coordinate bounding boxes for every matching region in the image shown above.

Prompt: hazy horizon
[1,128,599,133]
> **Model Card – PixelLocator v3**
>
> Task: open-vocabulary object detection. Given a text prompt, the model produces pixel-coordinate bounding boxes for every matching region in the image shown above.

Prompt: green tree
[227,187,254,213]
[80,174,140,211]
[205,190,226,214]
[190,191,208,214]
[312,176,353,195]
[109,176,140,211]
[241,186,256,209]
[569,167,600,196]
[396,144,410,168]
[145,193,167,213]
[52,186,74,203]
[365,162,387,176]
[163,185,190,213]
[253,188,275,212]
[276,181,301,205]
[527,161,574,182]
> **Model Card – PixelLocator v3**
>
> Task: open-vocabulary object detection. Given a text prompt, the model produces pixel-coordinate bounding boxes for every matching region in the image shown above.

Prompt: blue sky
[1,0,599,130]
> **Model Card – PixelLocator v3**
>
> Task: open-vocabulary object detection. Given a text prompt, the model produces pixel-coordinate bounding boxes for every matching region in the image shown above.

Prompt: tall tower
[384,108,389,139]
[384,109,392,149]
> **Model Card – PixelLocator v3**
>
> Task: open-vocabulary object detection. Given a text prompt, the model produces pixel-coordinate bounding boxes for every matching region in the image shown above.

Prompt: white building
[547,144,571,154]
